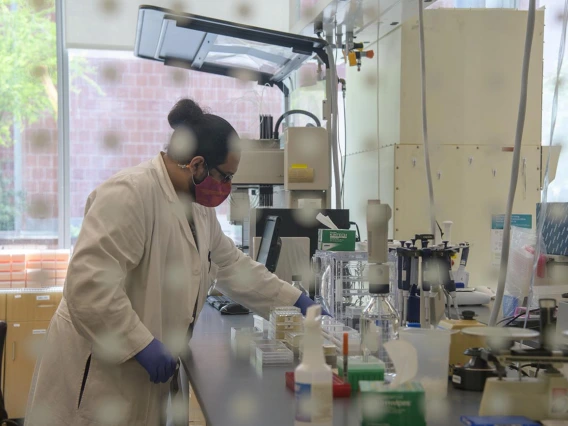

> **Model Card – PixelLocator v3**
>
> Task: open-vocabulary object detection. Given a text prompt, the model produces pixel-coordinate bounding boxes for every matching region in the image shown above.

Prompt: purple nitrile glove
[134,338,177,384]
[294,293,331,317]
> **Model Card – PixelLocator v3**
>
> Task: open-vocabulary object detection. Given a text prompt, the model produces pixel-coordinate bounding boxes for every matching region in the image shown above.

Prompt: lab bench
[183,304,490,426]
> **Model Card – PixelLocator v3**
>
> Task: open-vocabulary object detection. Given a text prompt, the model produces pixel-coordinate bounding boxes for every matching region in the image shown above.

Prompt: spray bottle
[294,305,333,426]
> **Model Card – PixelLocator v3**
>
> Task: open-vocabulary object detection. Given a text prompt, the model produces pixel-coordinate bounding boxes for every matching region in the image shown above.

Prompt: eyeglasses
[211,166,234,184]
[177,162,234,183]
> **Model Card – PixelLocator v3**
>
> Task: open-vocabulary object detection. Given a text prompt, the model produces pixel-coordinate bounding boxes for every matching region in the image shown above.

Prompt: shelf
[0,287,63,294]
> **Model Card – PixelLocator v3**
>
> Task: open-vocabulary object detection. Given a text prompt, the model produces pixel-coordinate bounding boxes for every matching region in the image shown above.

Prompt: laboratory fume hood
[134,5,330,94]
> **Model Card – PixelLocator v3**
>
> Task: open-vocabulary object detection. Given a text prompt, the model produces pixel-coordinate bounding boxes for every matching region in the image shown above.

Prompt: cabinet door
[0,294,7,321]
[6,293,60,322]
[4,321,50,419]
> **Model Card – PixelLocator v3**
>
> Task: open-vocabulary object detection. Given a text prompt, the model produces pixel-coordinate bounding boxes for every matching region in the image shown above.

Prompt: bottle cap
[369,283,390,294]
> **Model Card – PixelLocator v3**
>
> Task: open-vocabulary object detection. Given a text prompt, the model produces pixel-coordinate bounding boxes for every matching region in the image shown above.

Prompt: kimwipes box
[317,229,356,251]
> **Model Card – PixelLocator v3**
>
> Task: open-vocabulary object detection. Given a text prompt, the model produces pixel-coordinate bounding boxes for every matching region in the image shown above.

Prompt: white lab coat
[25,154,301,426]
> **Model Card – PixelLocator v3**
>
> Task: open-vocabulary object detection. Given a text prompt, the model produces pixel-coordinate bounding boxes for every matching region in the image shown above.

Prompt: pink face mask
[193,172,232,208]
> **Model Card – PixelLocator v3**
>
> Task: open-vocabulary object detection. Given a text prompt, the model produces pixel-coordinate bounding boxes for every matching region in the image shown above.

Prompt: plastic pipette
[453,245,470,288]
[440,248,460,319]
[343,332,348,379]
[396,245,405,325]
[421,250,432,328]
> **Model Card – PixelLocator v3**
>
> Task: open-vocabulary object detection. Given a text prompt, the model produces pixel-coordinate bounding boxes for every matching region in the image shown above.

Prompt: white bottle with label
[294,305,333,426]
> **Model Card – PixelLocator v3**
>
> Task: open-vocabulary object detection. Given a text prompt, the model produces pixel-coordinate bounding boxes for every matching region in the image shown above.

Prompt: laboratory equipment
[398,328,452,398]
[269,307,303,340]
[313,250,369,321]
[328,328,361,356]
[452,348,498,392]
[291,275,309,297]
[231,327,264,359]
[253,314,270,333]
[337,356,385,393]
[438,310,486,374]
[480,373,568,420]
[392,237,475,326]
[360,284,399,374]
[251,237,311,286]
[282,127,331,209]
[342,333,348,382]
[256,216,282,273]
[298,340,338,367]
[453,244,470,288]
[344,306,363,332]
[285,331,304,357]
[294,305,333,426]
[286,331,305,348]
[251,209,350,259]
[360,200,397,375]
[134,7,347,264]
[255,342,294,366]
[469,300,568,420]
[209,216,283,314]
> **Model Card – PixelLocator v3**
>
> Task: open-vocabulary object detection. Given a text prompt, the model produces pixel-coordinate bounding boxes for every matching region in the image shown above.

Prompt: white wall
[343,38,381,238]
[400,9,544,147]
[65,0,292,50]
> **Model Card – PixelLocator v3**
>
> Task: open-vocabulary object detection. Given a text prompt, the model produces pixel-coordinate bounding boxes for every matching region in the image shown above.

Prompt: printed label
[452,375,462,384]
[295,382,332,423]
[550,387,568,414]
[13,324,20,328]
[14,295,21,299]
[32,329,47,335]
[36,295,50,301]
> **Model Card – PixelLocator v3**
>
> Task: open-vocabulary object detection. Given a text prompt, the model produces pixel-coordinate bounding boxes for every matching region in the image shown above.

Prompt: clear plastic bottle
[360,283,399,374]
[294,305,333,426]
[292,275,309,296]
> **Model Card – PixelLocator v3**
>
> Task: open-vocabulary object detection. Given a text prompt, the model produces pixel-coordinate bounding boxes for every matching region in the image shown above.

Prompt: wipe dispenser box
[360,381,426,426]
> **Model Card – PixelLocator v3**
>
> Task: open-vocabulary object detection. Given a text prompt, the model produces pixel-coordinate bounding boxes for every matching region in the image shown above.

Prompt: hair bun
[168,98,204,129]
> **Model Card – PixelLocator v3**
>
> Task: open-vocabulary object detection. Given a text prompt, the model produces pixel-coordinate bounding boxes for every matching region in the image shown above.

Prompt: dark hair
[166,99,239,167]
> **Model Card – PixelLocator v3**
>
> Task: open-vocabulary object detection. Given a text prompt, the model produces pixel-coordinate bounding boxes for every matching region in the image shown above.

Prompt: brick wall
[1,52,283,237]
[68,54,283,220]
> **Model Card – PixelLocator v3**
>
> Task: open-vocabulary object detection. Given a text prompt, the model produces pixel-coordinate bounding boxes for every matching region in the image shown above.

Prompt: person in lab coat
[25,99,318,426]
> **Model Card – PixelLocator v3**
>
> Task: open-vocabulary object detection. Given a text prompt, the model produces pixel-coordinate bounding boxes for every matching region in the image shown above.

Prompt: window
[68,49,284,244]
[539,0,568,202]
[0,0,59,249]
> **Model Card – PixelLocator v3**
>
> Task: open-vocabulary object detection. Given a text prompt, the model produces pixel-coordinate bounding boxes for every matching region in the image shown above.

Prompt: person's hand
[134,338,177,384]
[293,293,331,317]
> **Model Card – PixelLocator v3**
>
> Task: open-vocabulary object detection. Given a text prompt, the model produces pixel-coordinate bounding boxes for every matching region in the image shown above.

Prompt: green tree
[0,0,101,146]
[0,161,24,231]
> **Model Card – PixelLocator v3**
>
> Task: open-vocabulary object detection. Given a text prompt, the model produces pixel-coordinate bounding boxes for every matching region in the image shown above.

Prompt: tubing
[417,0,437,241]
[489,0,536,326]
[272,110,322,139]
[325,45,342,209]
